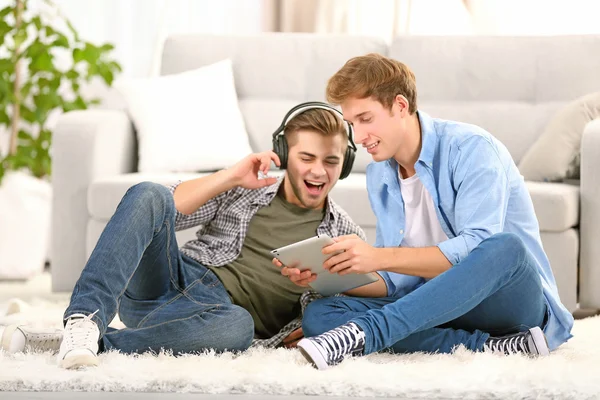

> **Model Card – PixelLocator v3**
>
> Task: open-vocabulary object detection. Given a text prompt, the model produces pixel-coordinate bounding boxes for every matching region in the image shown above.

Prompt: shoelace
[485,335,529,354]
[64,310,99,352]
[312,323,365,363]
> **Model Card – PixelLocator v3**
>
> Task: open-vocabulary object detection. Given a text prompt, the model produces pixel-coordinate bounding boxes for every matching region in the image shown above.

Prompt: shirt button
[400,229,404,234]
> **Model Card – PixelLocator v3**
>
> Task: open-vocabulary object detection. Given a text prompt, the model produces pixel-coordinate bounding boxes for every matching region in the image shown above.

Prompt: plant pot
[0,171,51,280]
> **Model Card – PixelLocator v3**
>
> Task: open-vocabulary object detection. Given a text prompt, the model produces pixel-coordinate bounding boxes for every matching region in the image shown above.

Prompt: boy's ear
[395,94,410,114]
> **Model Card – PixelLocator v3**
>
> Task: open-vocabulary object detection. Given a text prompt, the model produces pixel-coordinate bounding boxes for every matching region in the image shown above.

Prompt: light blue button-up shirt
[369,110,573,351]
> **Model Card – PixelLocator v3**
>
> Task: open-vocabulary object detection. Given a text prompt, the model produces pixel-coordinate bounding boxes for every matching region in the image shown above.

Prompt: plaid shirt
[168,176,366,348]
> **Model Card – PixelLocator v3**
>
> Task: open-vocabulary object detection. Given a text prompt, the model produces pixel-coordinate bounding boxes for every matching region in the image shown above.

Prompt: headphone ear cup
[273,135,288,169]
[340,146,355,179]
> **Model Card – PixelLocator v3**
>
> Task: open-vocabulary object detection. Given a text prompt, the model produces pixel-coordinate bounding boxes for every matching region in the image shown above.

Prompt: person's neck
[394,113,422,179]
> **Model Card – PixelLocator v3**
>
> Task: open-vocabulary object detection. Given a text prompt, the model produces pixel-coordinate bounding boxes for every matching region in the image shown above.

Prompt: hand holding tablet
[271,234,378,296]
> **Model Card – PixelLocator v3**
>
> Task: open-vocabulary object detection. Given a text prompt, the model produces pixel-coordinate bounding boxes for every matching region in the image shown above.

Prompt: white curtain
[269,0,473,39]
[54,0,265,78]
[465,0,600,35]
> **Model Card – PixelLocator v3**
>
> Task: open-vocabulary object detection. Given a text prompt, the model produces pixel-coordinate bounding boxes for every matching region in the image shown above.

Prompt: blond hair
[326,53,418,114]
[285,108,348,150]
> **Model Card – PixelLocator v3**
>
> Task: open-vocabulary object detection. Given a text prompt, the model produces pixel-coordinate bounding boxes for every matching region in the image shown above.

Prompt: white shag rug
[0,298,599,399]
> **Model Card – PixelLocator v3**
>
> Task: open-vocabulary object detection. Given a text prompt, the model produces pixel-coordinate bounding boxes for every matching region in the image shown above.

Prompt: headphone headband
[271,101,357,180]
[271,102,357,152]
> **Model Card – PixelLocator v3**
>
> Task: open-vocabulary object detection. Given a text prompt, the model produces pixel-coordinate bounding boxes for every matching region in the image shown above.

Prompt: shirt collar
[384,109,437,174]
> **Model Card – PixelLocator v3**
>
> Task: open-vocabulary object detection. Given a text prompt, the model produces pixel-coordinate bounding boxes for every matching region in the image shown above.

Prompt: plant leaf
[0,6,12,18]
[30,51,54,72]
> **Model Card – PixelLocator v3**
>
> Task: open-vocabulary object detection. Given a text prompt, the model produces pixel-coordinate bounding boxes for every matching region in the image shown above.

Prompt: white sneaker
[0,325,63,354]
[57,312,101,369]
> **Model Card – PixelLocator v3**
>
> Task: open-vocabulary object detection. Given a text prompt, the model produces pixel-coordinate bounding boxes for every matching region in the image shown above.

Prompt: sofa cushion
[88,172,377,227]
[526,181,579,232]
[519,92,600,182]
[114,59,253,173]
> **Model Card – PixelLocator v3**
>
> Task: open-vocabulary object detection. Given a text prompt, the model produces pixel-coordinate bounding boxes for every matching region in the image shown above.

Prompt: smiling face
[283,129,346,209]
[279,108,348,209]
[325,53,420,163]
[342,95,411,163]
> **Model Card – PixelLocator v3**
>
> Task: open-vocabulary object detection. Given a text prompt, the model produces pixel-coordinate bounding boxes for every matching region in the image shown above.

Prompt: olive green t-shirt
[209,192,324,339]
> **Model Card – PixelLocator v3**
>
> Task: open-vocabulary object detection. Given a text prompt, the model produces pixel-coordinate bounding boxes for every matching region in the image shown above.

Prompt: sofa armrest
[579,118,600,308]
[51,109,136,292]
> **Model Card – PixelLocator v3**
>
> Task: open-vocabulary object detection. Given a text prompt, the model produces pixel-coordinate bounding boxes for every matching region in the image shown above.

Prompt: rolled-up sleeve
[167,181,226,231]
[437,137,510,265]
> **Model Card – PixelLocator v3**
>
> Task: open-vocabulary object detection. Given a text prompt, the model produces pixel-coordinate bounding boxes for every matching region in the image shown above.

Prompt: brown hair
[285,108,348,150]
[326,53,418,114]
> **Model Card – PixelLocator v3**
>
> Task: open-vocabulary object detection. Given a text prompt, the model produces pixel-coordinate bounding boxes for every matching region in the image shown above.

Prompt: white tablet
[271,234,379,296]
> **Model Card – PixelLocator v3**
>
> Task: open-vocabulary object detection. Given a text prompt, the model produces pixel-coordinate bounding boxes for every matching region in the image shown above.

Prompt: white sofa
[51,34,600,313]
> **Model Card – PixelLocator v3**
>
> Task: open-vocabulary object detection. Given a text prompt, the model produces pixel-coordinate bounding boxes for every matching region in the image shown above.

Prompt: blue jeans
[302,233,548,355]
[65,182,254,354]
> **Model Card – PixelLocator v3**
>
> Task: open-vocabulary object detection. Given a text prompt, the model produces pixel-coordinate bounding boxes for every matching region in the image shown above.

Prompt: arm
[323,137,510,278]
[169,151,281,230]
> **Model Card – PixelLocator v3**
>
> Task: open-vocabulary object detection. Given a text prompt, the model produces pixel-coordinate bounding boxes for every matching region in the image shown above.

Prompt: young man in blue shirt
[280,53,574,370]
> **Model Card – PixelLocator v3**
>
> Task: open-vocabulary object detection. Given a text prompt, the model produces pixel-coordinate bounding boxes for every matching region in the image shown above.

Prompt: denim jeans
[65,182,254,354]
[302,233,548,355]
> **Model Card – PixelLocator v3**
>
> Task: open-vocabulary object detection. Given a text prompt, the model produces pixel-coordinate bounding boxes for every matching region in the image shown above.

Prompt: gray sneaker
[484,326,550,356]
[0,324,63,354]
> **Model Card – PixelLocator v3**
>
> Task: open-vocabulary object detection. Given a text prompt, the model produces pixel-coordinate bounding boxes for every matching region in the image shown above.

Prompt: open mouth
[365,141,380,154]
[304,180,325,195]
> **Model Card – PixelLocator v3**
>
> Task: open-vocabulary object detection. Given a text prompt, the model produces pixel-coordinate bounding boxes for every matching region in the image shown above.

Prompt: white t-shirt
[399,170,449,248]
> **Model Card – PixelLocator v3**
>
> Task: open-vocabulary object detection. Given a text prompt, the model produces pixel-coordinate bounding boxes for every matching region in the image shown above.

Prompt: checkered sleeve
[166,181,227,232]
[337,212,368,242]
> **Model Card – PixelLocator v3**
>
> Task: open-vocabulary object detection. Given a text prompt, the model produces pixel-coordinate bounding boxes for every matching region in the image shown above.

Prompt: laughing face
[281,129,346,209]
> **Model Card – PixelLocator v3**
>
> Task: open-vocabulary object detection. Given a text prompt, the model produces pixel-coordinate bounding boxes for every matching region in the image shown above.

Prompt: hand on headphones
[226,151,281,190]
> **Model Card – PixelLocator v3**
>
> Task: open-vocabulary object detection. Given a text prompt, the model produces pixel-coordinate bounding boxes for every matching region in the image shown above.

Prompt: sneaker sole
[529,326,550,356]
[60,354,99,369]
[0,325,19,353]
[297,339,329,371]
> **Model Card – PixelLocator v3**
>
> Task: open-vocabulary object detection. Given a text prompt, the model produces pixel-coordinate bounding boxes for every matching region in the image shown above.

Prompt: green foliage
[0,0,122,184]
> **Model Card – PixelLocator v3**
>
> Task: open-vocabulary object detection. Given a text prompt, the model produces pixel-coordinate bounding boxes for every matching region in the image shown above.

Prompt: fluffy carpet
[0,298,599,399]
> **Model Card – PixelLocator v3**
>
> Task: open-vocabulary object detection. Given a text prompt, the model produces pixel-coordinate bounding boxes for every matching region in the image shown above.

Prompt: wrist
[215,169,238,191]
[378,247,399,272]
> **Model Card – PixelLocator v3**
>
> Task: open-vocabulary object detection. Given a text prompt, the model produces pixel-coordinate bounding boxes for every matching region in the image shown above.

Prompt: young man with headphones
[0,103,378,369]
[279,54,574,370]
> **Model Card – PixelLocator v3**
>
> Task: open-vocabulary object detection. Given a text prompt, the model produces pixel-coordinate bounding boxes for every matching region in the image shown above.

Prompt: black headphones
[271,101,357,180]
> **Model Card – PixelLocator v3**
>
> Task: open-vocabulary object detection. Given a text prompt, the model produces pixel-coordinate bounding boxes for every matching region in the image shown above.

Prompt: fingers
[323,251,350,270]
[259,177,278,187]
[329,260,354,274]
[281,266,316,287]
[258,151,281,173]
[269,150,281,167]
[272,258,284,268]
[322,240,349,255]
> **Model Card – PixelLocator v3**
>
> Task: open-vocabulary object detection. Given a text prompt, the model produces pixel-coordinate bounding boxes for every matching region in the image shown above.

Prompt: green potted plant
[0,0,122,279]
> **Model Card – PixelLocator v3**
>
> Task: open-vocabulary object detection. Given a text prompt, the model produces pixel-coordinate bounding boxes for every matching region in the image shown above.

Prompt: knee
[481,232,528,271]
[221,307,254,352]
[125,182,173,213]
[302,298,336,338]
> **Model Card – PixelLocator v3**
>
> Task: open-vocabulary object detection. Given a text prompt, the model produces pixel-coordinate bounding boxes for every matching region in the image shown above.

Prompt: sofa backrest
[389,36,600,163]
[161,34,387,173]
[161,34,600,171]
